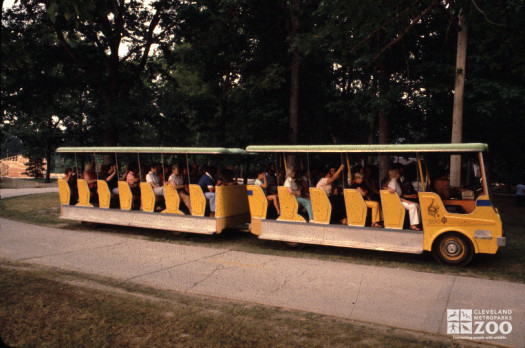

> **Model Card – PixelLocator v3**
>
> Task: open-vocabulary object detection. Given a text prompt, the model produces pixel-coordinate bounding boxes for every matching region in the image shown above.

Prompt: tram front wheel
[432,232,474,266]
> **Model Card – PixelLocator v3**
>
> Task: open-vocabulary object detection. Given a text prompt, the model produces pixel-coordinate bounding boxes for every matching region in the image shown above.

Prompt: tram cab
[56,147,250,235]
[245,144,505,266]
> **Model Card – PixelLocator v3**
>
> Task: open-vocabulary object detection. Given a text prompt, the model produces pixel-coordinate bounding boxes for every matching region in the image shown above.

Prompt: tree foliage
[1,0,524,182]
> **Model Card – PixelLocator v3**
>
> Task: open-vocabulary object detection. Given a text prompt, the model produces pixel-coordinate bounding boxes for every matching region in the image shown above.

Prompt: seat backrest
[140,182,156,212]
[309,187,331,224]
[57,178,71,205]
[118,181,133,210]
[277,186,306,223]
[97,180,111,209]
[76,179,93,207]
[343,189,367,227]
[380,190,405,229]
[189,184,206,216]
[246,185,268,219]
[162,183,184,215]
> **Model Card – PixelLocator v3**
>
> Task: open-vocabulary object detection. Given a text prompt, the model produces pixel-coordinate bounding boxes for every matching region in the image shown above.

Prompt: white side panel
[260,220,424,254]
[61,205,216,234]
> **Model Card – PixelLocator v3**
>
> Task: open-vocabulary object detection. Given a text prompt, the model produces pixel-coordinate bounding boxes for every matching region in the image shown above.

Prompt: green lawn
[1,192,523,283]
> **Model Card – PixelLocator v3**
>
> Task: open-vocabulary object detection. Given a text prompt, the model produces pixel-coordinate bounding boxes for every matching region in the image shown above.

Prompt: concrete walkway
[0,217,523,347]
[0,187,58,199]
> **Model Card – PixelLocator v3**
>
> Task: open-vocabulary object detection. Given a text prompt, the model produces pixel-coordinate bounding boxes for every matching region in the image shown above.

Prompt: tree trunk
[45,146,52,183]
[450,13,468,187]
[378,110,389,183]
[287,0,301,168]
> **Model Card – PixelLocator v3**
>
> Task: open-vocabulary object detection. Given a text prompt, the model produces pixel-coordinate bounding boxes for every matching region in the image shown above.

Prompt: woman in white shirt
[284,167,313,221]
[387,168,421,230]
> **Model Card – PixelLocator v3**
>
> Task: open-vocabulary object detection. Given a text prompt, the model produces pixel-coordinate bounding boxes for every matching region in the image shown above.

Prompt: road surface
[0,217,523,347]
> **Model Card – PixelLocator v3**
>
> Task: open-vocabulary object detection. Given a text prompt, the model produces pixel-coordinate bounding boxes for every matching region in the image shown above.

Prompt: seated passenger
[387,168,421,230]
[64,167,78,204]
[168,164,192,214]
[219,167,237,186]
[198,165,217,217]
[316,165,347,224]
[146,163,164,196]
[266,163,278,195]
[100,164,119,194]
[126,162,141,196]
[255,168,280,215]
[284,167,313,222]
[351,173,383,228]
[83,162,98,195]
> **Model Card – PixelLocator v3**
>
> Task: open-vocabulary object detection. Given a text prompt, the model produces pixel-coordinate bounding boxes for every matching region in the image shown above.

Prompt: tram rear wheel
[281,241,304,250]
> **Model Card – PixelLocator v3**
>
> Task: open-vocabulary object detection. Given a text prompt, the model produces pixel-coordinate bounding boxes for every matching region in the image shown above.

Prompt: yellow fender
[419,192,502,254]
[118,181,133,210]
[277,186,306,223]
[309,187,331,224]
[246,185,268,219]
[189,184,206,216]
[76,179,93,207]
[343,189,367,227]
[140,182,156,212]
[57,179,71,205]
[162,183,184,215]
[380,190,405,229]
[97,180,111,209]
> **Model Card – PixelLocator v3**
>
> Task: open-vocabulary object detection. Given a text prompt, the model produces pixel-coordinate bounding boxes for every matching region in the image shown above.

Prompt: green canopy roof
[246,143,488,153]
[56,147,247,155]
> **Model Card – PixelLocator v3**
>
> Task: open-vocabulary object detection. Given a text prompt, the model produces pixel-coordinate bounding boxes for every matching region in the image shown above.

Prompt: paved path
[0,187,58,199]
[0,218,523,347]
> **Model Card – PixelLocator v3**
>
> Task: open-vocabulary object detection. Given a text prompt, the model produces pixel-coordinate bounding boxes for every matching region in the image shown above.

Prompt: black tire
[281,241,304,250]
[81,221,98,228]
[432,233,474,266]
[168,231,187,238]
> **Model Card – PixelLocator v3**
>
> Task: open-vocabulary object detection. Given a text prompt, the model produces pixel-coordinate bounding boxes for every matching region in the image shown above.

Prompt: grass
[1,192,524,283]
[0,261,482,348]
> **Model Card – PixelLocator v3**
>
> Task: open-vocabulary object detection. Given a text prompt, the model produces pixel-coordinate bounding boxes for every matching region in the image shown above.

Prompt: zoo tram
[56,143,505,266]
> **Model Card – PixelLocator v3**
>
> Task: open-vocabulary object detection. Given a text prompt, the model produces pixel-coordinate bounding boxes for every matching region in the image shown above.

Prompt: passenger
[126,162,141,196]
[266,163,278,195]
[351,173,383,228]
[83,162,98,195]
[198,165,217,217]
[387,168,421,230]
[284,167,313,221]
[396,164,418,202]
[100,164,119,194]
[190,163,200,184]
[277,168,286,186]
[146,163,164,196]
[255,168,280,215]
[363,165,380,202]
[219,167,237,186]
[64,167,78,204]
[316,165,347,224]
[297,169,310,199]
[168,164,192,214]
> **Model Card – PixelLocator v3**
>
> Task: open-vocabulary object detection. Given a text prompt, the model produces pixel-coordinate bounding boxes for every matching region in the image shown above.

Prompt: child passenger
[255,168,280,215]
[351,173,383,228]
